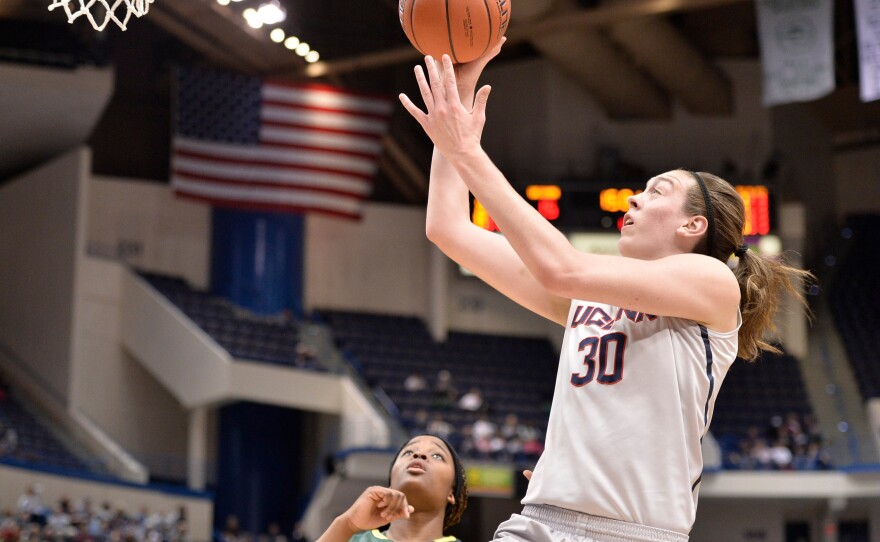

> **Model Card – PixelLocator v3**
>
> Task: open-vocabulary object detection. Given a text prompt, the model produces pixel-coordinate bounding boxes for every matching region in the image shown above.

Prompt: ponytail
[734,250,814,360]
[680,169,815,361]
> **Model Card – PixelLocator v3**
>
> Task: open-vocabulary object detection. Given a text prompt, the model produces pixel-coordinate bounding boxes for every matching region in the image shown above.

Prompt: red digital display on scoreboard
[472,183,772,235]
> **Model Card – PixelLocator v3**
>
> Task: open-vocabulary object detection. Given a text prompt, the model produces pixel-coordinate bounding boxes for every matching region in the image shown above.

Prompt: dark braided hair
[388,435,469,531]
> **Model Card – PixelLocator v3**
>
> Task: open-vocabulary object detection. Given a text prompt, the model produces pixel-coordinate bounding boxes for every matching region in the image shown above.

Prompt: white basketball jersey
[522,300,739,535]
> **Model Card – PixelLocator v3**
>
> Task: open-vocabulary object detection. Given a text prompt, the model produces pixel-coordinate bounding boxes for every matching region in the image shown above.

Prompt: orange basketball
[399,0,511,64]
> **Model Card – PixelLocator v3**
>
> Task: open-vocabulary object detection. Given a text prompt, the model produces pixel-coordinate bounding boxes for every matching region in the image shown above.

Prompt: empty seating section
[0,385,97,473]
[317,309,556,457]
[829,215,880,399]
[137,272,319,370]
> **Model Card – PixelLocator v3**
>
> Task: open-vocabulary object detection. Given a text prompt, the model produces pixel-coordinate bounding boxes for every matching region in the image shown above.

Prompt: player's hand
[340,487,414,533]
[522,470,533,481]
[454,37,506,107]
[399,54,490,157]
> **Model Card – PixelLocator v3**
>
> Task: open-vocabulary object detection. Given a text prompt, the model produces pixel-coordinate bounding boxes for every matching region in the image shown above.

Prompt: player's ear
[679,215,708,240]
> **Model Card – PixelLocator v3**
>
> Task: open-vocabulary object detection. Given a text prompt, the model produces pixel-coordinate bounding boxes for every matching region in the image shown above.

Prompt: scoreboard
[473,181,774,236]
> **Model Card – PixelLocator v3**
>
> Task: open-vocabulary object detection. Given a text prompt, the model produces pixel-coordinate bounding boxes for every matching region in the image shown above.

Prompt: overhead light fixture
[270,28,285,43]
[256,0,286,25]
[305,50,320,63]
[295,42,310,56]
[284,36,300,50]
[243,7,263,28]
[216,0,230,5]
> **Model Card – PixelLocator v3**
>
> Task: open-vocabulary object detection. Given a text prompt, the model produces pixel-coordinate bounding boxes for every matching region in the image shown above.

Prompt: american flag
[171,68,393,220]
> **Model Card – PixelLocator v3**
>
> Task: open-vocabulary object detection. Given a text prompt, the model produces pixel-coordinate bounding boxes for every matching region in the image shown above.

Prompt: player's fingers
[413,65,435,112]
[441,55,461,104]
[398,94,428,126]
[473,85,491,114]
[522,469,533,481]
[380,491,406,520]
[425,56,445,104]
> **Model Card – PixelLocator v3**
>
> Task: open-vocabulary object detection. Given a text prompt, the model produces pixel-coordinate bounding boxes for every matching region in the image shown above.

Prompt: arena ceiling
[0,0,878,202]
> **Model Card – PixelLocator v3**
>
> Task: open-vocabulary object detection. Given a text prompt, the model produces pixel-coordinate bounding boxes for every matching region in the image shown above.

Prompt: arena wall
[0,147,88,403]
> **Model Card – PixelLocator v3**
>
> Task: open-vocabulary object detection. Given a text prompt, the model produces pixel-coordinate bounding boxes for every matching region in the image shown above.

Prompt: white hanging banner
[756,0,835,106]
[855,0,880,102]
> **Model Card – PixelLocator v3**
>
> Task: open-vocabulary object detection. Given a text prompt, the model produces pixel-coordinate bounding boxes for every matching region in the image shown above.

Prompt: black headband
[688,171,715,258]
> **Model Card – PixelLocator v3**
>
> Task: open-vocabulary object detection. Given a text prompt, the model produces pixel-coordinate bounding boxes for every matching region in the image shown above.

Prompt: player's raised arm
[407,42,570,326]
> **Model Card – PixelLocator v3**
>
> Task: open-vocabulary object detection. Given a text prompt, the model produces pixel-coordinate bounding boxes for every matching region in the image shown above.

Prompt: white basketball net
[48,0,154,31]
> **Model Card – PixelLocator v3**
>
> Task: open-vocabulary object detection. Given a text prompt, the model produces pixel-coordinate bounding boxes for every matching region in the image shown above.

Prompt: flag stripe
[259,125,384,155]
[263,83,394,115]
[174,138,378,177]
[173,178,365,215]
[260,120,384,141]
[261,105,389,135]
[262,100,393,122]
[172,170,370,199]
[172,161,372,196]
[253,139,381,161]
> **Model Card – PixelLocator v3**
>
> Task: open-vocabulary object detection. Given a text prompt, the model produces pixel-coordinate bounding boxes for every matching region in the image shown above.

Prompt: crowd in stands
[1,484,189,542]
[401,370,546,463]
[216,515,307,542]
[722,412,832,471]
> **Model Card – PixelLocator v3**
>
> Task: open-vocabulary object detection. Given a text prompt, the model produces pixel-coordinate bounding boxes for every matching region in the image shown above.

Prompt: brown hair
[681,170,814,360]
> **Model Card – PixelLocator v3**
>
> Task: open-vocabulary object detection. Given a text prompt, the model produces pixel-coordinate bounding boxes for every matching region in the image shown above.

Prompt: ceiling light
[305,50,320,63]
[257,0,286,25]
[295,42,310,56]
[270,28,285,43]
[243,8,263,28]
[216,0,230,5]
[284,36,300,50]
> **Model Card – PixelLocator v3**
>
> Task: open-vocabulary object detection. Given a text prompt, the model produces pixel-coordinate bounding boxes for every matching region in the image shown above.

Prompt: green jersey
[348,529,460,542]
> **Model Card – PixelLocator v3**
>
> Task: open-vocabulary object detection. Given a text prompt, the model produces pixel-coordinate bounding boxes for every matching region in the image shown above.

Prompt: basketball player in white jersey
[399,41,812,541]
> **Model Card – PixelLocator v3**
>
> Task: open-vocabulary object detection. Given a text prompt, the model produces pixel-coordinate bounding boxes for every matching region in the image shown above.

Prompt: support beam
[608,17,733,115]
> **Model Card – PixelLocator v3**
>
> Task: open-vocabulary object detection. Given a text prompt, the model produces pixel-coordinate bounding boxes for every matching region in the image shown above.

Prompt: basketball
[399,0,511,64]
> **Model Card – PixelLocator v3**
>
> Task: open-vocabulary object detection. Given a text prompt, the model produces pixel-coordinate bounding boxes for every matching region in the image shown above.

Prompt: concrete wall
[0,147,89,402]
[88,176,212,289]
[70,257,190,480]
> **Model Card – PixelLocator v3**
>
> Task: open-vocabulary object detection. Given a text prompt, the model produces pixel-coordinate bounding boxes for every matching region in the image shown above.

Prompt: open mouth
[623,215,634,227]
[406,460,427,474]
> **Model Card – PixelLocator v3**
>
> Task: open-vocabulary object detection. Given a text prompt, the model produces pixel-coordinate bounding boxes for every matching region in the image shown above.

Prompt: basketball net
[48,0,154,31]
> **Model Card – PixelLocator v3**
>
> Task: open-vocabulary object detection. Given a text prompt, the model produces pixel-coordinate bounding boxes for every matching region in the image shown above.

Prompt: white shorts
[491,505,688,542]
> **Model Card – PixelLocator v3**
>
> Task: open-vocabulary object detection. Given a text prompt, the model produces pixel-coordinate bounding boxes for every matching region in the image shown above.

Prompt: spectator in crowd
[0,421,18,457]
[457,387,484,412]
[432,370,458,410]
[426,414,454,442]
[403,373,427,393]
[262,522,287,542]
[768,438,793,470]
[316,434,468,542]
[17,484,46,524]
[221,515,241,542]
[290,522,308,542]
